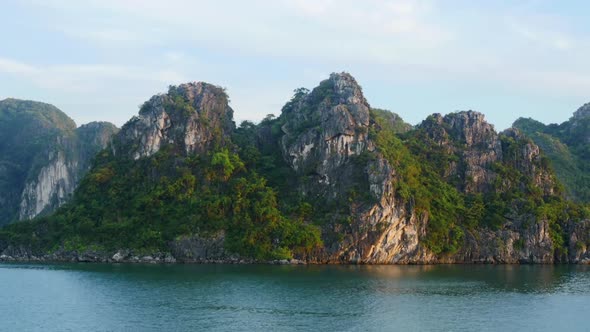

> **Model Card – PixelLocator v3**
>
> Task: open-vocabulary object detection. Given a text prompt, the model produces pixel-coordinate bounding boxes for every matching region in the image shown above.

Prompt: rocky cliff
[0,99,118,224]
[271,74,570,264]
[114,83,234,160]
[0,74,588,264]
[514,103,590,202]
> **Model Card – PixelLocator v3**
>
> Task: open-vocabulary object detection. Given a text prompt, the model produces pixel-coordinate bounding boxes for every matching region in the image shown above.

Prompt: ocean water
[0,263,588,331]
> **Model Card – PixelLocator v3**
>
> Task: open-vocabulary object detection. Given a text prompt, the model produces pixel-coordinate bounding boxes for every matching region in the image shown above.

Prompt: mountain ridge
[1,73,588,264]
[0,98,119,224]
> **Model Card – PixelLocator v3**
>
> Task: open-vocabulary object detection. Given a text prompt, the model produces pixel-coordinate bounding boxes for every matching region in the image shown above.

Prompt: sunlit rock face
[114,82,234,160]
[273,73,565,264]
[280,73,372,192]
[278,73,429,263]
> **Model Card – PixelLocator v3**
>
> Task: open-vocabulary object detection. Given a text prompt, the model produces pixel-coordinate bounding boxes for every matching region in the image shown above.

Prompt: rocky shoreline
[0,245,310,265]
[1,248,589,265]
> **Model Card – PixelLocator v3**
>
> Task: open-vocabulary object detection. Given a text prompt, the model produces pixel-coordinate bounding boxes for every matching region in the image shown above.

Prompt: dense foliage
[371,111,589,256]
[0,146,322,260]
[1,86,588,262]
[514,116,590,202]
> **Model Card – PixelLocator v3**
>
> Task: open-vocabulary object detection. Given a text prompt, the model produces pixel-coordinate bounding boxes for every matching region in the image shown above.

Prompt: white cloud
[6,0,590,129]
[27,0,451,63]
[0,57,188,92]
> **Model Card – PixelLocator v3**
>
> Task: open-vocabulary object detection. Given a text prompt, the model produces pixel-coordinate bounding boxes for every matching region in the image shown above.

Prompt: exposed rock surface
[277,74,567,264]
[501,128,558,196]
[451,218,554,264]
[18,150,76,220]
[277,74,429,263]
[169,233,230,262]
[280,73,372,197]
[114,82,234,160]
[0,99,118,224]
[421,111,503,193]
[1,74,587,265]
[568,219,590,264]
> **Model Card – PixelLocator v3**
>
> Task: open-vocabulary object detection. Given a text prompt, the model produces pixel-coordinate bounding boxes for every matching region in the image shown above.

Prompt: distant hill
[0,98,118,225]
[514,103,590,203]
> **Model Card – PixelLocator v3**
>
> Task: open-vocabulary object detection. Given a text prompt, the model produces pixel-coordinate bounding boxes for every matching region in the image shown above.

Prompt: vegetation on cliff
[1,75,589,263]
[0,99,118,225]
[0,86,322,261]
[514,109,590,203]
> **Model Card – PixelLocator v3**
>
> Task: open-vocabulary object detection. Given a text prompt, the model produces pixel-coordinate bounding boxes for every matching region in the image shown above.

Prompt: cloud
[0,57,188,92]
[6,0,590,129]
[26,0,451,63]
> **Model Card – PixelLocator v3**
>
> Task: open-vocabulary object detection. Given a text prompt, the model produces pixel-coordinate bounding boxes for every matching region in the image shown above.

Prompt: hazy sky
[1,0,590,130]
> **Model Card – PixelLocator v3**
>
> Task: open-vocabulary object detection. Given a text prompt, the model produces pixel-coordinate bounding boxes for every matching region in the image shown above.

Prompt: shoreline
[2,255,589,266]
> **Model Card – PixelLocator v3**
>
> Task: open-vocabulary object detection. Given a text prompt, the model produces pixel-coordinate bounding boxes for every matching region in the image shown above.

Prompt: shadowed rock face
[573,102,590,120]
[513,104,590,203]
[569,104,590,146]
[0,99,118,224]
[568,219,590,263]
[501,128,557,196]
[115,82,234,160]
[17,122,120,221]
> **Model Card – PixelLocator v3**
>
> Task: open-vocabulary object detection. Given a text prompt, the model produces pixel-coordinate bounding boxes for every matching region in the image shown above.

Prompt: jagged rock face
[17,121,119,222]
[277,76,562,264]
[419,111,557,196]
[17,122,119,221]
[451,217,554,264]
[318,155,433,264]
[169,233,229,263]
[0,99,118,224]
[513,109,590,203]
[278,73,428,263]
[18,150,76,220]
[421,111,503,193]
[568,220,590,263]
[351,159,434,263]
[280,73,373,197]
[116,82,234,160]
[501,128,557,196]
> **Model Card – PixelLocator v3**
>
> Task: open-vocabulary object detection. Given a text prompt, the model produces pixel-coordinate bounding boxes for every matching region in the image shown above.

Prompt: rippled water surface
[0,263,589,331]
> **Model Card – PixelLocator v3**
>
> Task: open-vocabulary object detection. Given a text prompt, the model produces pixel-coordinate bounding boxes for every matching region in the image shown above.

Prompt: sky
[1,0,590,130]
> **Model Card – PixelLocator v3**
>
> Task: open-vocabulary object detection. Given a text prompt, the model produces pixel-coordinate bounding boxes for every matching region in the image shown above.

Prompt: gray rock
[170,233,229,262]
[114,82,234,160]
